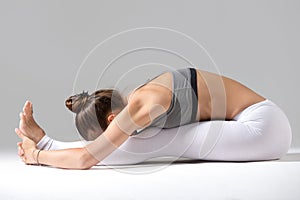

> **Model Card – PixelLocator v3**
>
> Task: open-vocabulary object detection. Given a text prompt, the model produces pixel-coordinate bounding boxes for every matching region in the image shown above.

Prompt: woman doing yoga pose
[16,68,292,169]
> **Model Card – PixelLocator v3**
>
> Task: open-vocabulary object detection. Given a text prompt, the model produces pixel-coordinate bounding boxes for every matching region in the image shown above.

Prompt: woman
[16,67,292,169]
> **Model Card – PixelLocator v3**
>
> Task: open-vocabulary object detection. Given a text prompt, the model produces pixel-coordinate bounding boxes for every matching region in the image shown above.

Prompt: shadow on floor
[277,153,300,162]
[91,153,300,170]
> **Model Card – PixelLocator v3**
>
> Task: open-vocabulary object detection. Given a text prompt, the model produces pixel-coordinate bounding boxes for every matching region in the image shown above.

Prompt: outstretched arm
[16,128,97,169]
[16,113,131,169]
[17,101,96,169]
[16,94,162,169]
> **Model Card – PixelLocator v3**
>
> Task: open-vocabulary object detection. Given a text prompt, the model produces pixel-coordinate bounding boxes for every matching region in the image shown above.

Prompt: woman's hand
[15,128,38,165]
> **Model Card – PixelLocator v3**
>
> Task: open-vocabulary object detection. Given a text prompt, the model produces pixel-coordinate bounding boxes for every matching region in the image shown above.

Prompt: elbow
[77,163,92,170]
[128,96,144,112]
[77,149,97,170]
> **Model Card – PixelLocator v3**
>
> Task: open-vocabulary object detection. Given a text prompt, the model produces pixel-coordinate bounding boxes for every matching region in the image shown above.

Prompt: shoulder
[129,86,169,108]
[131,72,172,106]
[122,86,171,129]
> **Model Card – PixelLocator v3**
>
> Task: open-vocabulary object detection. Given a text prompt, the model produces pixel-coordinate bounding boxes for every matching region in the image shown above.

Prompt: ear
[107,113,116,124]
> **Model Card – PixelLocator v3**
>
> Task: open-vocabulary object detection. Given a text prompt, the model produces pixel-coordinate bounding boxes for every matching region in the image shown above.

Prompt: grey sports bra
[134,67,199,133]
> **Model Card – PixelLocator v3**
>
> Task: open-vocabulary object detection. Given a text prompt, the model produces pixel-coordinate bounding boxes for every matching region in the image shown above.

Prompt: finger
[18,146,24,156]
[19,146,24,156]
[17,142,24,156]
[15,128,25,140]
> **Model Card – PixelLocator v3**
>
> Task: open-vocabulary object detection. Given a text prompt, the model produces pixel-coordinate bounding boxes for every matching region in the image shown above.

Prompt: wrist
[32,149,42,165]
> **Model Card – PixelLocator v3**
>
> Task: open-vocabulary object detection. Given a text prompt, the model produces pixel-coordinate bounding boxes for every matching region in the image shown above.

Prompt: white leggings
[37,99,292,165]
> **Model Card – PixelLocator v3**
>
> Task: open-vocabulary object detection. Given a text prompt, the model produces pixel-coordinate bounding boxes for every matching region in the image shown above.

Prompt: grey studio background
[0,0,299,152]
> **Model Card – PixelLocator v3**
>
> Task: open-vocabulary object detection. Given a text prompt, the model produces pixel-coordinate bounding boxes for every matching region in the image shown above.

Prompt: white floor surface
[1,149,300,200]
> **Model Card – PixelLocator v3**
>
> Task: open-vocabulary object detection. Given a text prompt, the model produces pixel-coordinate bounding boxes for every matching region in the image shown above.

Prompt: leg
[203,99,292,161]
[102,99,292,165]
[37,135,88,150]
[101,121,236,165]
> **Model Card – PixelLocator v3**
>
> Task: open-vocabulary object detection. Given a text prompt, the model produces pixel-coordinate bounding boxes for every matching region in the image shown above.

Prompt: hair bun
[65,91,89,114]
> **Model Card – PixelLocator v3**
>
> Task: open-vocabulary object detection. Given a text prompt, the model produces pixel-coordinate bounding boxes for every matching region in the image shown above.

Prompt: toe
[23,101,33,116]
[19,112,26,121]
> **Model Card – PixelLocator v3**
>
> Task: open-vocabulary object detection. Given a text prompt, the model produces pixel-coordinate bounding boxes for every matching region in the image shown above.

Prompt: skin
[16,69,265,169]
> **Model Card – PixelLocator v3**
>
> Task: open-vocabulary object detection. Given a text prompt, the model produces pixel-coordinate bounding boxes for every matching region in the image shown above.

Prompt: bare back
[195,70,266,121]
[129,69,266,122]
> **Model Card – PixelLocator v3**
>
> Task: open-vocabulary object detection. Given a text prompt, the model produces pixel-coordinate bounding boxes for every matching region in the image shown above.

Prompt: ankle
[33,129,46,143]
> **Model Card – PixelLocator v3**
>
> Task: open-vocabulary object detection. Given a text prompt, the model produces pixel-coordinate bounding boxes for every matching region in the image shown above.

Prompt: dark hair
[65,89,126,141]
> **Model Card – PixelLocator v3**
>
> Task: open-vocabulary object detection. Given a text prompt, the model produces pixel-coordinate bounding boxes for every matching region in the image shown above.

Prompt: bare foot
[19,101,45,143]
